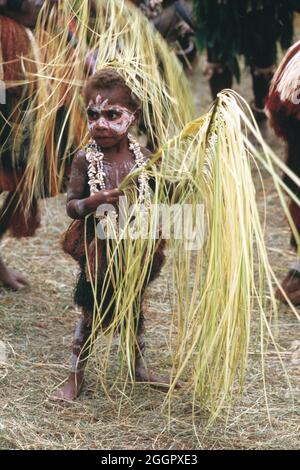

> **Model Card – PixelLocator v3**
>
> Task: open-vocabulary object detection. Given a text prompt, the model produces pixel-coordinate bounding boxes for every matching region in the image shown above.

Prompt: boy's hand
[69,189,124,219]
[92,188,123,205]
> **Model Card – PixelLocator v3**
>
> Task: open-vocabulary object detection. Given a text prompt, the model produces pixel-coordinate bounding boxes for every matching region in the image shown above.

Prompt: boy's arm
[66,151,122,220]
[66,151,89,219]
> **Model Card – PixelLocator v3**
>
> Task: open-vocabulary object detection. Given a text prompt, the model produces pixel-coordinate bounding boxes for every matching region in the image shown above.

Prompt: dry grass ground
[1,53,300,450]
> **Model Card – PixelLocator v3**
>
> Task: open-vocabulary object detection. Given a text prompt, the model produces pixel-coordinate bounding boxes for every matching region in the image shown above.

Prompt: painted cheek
[109,115,134,135]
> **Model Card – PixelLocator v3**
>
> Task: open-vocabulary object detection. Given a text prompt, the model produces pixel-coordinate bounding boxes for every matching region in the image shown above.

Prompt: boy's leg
[53,269,116,401]
[133,244,181,389]
[134,311,181,390]
[53,308,94,401]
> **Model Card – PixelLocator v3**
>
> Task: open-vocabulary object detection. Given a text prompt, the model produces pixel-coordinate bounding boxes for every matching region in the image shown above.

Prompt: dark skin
[0,257,28,290]
[53,85,181,401]
[276,270,300,306]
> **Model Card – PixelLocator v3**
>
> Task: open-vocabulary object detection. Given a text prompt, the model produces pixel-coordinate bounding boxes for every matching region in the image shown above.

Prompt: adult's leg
[276,199,300,306]
[0,253,28,289]
[0,187,29,290]
[250,65,275,122]
[245,8,277,122]
[0,188,40,289]
[206,63,233,100]
[205,45,233,99]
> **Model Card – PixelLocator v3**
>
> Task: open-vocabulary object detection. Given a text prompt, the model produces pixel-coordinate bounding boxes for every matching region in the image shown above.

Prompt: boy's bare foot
[276,269,300,306]
[0,260,29,290]
[135,364,182,391]
[51,372,84,402]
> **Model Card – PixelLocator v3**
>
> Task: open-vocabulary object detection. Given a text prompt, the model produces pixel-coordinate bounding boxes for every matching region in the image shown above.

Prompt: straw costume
[0,5,76,237]
[0,0,58,289]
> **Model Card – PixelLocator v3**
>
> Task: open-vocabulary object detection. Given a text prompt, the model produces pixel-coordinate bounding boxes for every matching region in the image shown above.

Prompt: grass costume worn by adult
[0,0,60,289]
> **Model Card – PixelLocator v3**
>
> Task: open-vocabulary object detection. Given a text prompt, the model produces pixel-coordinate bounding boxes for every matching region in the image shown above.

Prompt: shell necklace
[85,135,151,238]
[85,134,151,206]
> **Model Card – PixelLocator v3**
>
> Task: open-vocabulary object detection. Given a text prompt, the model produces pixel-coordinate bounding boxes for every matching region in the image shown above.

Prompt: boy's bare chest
[102,159,136,189]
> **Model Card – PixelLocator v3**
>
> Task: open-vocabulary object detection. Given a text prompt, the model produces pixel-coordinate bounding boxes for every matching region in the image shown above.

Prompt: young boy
[54,69,178,401]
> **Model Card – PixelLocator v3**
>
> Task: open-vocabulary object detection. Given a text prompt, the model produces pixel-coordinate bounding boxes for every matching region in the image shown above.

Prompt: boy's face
[86,87,136,148]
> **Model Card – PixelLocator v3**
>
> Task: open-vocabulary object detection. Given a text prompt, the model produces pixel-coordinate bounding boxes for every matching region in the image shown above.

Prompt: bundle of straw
[83,90,300,420]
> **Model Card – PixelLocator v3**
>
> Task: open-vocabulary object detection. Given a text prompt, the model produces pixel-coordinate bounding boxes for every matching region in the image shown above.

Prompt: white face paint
[87,94,135,141]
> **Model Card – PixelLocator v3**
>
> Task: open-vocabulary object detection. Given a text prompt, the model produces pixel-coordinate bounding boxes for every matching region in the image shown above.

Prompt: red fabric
[0,16,32,97]
[62,219,96,263]
[0,188,40,238]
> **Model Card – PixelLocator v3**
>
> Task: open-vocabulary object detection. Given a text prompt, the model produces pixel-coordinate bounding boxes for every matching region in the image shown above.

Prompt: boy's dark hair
[84,68,140,111]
